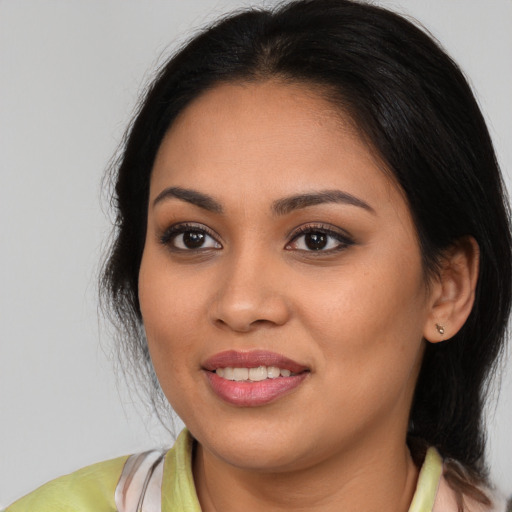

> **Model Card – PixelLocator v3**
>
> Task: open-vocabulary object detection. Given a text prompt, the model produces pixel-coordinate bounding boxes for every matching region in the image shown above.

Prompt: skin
[138,80,477,511]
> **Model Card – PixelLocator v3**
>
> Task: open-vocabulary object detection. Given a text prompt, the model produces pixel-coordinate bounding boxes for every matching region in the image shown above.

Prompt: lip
[202,350,310,407]
[202,350,308,373]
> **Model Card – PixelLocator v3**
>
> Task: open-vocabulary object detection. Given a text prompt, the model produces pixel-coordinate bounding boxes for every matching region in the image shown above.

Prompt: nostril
[213,316,280,332]
[210,287,292,331]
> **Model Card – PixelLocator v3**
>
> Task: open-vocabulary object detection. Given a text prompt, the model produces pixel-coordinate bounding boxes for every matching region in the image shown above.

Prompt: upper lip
[202,350,309,374]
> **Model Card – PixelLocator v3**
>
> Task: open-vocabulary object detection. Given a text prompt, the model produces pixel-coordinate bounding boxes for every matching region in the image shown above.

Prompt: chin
[207,436,308,472]
[186,412,325,473]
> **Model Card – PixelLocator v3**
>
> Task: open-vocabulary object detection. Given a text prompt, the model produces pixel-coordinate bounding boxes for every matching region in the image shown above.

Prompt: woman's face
[139,81,435,472]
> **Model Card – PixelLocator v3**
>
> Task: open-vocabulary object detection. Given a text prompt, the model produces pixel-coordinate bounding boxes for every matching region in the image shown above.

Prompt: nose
[210,251,292,333]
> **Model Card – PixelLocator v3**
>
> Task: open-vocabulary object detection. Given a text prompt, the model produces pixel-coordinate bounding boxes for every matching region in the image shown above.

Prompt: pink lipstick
[202,350,309,407]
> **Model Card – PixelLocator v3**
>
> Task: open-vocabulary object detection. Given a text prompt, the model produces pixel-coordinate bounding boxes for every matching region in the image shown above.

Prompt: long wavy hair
[101,0,511,506]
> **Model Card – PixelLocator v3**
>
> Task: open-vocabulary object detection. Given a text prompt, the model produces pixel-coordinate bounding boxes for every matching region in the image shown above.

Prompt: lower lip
[205,371,308,407]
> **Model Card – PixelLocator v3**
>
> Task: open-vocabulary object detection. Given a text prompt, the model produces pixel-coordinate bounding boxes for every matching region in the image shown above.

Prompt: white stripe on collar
[115,450,165,512]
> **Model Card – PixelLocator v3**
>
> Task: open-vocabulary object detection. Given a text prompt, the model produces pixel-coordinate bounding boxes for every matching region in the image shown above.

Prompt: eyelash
[285,223,354,254]
[160,223,221,251]
[159,222,354,254]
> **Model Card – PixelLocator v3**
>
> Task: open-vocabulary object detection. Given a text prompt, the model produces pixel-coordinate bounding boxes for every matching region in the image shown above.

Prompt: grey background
[1,0,511,506]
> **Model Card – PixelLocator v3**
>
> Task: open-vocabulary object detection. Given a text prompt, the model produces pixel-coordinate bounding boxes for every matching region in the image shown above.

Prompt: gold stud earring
[435,323,445,335]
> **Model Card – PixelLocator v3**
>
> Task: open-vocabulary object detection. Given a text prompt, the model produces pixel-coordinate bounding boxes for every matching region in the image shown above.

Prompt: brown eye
[286,225,354,253]
[173,230,221,250]
[182,231,206,249]
[160,224,222,251]
[304,232,328,250]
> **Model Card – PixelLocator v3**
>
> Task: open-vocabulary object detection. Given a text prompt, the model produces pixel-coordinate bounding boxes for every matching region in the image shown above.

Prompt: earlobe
[423,236,479,343]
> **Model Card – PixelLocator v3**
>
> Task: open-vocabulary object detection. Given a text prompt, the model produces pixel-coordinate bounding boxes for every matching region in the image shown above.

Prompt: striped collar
[116,431,449,512]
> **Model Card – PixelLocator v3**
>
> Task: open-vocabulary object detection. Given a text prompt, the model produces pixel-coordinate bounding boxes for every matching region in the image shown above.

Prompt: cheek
[139,243,207,334]
[138,250,201,386]
[139,273,201,422]
[296,256,427,392]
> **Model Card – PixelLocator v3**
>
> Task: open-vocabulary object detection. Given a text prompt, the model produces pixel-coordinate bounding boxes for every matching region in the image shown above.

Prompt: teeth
[248,366,267,381]
[233,368,249,381]
[215,365,297,381]
[267,366,280,379]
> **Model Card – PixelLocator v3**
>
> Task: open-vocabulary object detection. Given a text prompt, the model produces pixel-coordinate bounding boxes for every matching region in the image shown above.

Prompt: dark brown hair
[101,1,511,506]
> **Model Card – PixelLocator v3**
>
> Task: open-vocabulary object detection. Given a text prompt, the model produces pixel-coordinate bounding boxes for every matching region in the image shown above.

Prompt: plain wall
[1,0,511,505]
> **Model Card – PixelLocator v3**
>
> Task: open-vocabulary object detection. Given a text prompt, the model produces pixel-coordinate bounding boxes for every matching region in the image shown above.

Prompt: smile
[203,350,310,407]
[215,366,296,381]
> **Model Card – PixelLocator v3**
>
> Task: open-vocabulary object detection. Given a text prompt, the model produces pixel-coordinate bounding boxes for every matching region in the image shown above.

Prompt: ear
[423,236,479,343]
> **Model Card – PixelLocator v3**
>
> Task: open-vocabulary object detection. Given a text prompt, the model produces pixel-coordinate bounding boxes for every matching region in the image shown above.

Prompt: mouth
[202,349,308,373]
[202,350,310,407]
[214,366,299,381]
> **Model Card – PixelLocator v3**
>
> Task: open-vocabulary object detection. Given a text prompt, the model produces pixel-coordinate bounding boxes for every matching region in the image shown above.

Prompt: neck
[193,430,419,512]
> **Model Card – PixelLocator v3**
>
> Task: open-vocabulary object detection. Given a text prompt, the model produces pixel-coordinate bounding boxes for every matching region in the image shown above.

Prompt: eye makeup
[286,223,355,254]
[159,222,222,252]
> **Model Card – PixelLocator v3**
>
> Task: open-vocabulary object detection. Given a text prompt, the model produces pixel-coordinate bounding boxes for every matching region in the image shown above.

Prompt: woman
[6,0,511,510]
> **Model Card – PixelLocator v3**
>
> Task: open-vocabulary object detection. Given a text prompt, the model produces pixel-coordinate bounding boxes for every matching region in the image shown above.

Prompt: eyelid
[285,223,355,252]
[158,221,353,253]
[159,222,222,250]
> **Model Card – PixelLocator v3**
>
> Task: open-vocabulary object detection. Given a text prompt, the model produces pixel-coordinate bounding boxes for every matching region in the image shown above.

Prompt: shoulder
[4,430,194,512]
[433,466,508,512]
[412,447,508,512]
[5,455,129,512]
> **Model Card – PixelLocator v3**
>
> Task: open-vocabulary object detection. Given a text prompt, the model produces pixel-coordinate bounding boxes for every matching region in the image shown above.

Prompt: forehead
[150,80,402,212]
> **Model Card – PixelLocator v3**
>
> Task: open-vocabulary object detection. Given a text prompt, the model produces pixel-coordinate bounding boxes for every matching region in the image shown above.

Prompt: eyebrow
[272,190,375,216]
[153,186,223,213]
[152,186,374,216]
